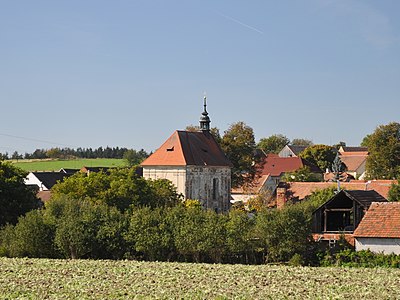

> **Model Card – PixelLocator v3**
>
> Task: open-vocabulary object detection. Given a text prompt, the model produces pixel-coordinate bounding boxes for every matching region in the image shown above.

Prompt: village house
[25,171,72,191]
[231,153,322,205]
[353,202,400,255]
[311,190,388,246]
[141,97,232,212]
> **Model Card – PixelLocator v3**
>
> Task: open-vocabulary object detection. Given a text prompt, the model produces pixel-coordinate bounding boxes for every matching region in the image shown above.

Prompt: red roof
[260,155,321,177]
[141,130,232,167]
[340,155,367,171]
[354,202,400,238]
[283,180,395,200]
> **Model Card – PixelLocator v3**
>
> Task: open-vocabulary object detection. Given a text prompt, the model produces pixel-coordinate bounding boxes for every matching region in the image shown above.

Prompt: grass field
[0,258,399,299]
[12,158,127,172]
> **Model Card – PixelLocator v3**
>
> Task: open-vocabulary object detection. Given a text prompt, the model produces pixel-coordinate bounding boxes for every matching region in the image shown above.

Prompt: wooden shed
[312,190,387,245]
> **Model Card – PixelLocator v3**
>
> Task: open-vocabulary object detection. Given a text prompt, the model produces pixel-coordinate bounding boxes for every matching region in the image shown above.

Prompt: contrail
[217,12,264,34]
[0,133,76,148]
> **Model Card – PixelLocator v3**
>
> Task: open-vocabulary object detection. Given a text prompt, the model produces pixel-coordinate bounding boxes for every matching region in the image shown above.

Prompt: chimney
[276,187,287,209]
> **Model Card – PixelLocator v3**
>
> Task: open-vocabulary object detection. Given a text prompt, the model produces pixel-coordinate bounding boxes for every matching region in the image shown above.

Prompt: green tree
[0,161,39,226]
[388,181,400,202]
[225,209,256,263]
[299,144,336,172]
[363,122,400,179]
[281,166,322,182]
[257,134,290,154]
[221,121,259,188]
[123,149,148,167]
[126,207,173,261]
[291,138,313,147]
[255,205,311,263]
[1,210,58,258]
[51,168,181,211]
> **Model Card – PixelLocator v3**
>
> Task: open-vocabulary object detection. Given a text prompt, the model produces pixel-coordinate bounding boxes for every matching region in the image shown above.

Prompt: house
[25,172,72,191]
[312,190,387,246]
[141,97,232,212]
[231,174,275,203]
[232,154,322,206]
[278,145,307,158]
[353,202,400,254]
[261,154,322,186]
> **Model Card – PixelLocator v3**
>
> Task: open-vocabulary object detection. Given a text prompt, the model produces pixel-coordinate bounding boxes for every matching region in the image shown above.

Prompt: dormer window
[167,146,174,152]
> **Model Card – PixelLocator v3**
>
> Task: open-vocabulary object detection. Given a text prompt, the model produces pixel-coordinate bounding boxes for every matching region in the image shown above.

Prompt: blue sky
[1,0,399,154]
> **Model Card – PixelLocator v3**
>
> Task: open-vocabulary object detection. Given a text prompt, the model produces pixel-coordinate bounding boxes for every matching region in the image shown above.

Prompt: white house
[141,97,232,212]
[354,202,400,255]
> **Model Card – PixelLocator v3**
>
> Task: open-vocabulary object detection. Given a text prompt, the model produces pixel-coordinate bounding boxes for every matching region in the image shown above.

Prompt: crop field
[0,258,399,299]
[12,158,127,172]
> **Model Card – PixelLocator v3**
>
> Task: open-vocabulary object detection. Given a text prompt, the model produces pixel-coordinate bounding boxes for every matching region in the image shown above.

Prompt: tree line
[0,146,149,161]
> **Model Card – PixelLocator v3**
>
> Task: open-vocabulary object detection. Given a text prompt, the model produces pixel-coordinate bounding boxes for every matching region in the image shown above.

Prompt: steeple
[199,95,211,132]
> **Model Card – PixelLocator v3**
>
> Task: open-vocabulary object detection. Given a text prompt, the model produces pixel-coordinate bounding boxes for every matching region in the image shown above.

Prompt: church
[141,97,232,212]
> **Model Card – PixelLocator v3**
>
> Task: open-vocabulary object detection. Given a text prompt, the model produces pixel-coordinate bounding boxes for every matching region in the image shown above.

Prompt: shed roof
[313,189,388,214]
[141,130,232,167]
[354,202,400,238]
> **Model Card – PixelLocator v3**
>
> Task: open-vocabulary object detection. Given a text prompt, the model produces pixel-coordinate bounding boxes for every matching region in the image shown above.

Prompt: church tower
[141,95,232,212]
[199,96,210,132]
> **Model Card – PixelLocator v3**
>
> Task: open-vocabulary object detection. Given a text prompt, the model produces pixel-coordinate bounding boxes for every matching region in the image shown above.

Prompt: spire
[199,95,211,132]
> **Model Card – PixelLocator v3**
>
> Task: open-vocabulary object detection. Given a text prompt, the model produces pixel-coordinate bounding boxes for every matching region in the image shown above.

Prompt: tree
[1,210,58,258]
[220,122,259,188]
[299,144,336,172]
[281,166,322,182]
[363,122,400,179]
[291,138,313,147]
[388,181,400,202]
[0,162,39,226]
[257,134,290,154]
[123,149,148,167]
[51,168,182,211]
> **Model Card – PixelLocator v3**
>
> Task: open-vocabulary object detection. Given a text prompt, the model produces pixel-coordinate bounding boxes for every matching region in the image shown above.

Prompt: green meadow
[12,158,127,172]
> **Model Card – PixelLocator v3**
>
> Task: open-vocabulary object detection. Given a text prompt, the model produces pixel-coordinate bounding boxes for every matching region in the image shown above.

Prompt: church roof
[141,130,232,167]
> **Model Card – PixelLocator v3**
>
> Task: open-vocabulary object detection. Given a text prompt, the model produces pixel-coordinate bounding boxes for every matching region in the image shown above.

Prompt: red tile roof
[260,155,321,177]
[141,130,232,167]
[354,202,400,238]
[283,180,395,201]
[340,155,367,172]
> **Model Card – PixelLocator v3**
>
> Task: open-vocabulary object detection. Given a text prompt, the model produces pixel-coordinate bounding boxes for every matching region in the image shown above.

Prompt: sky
[1,0,399,154]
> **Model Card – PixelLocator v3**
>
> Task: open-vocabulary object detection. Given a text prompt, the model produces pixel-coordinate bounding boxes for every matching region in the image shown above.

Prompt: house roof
[80,166,110,173]
[340,155,367,172]
[313,190,387,213]
[141,130,232,167]
[339,146,368,156]
[59,168,80,174]
[31,172,72,189]
[231,174,271,195]
[354,202,400,238]
[260,155,321,177]
[286,145,308,156]
[281,180,395,201]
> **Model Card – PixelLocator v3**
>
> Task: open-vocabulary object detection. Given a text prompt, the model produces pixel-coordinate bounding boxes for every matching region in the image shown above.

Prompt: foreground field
[0,258,399,299]
[12,158,126,171]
